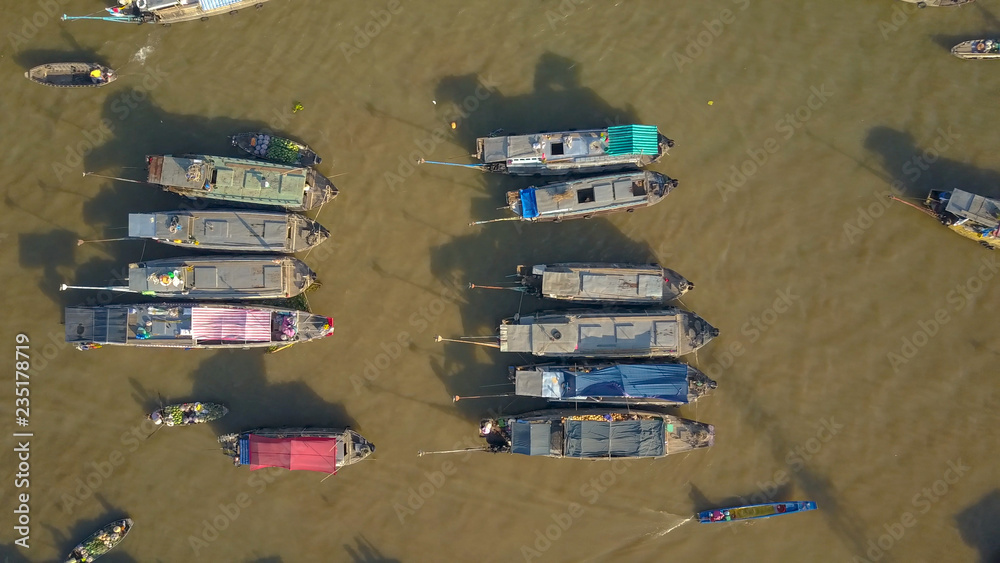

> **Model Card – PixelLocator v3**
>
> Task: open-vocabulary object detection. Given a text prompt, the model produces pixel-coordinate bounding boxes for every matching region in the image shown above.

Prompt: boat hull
[504,171,676,223]
[128,210,330,253]
[65,518,132,563]
[951,39,1000,59]
[219,427,375,473]
[231,132,322,166]
[150,402,229,426]
[899,0,973,5]
[125,255,317,299]
[516,263,693,304]
[698,501,817,523]
[25,63,116,88]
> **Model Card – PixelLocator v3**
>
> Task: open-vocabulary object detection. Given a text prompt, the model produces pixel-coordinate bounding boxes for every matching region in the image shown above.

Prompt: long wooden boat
[146,154,336,212]
[231,132,322,167]
[126,210,329,253]
[924,189,1000,249]
[698,501,817,523]
[900,0,973,6]
[63,0,274,25]
[471,263,693,304]
[149,402,228,426]
[471,125,673,175]
[65,303,334,351]
[65,518,132,563]
[60,256,317,300]
[438,308,717,358]
[509,362,716,406]
[471,409,714,459]
[25,63,116,88]
[952,39,1000,59]
[473,171,677,225]
[219,428,375,474]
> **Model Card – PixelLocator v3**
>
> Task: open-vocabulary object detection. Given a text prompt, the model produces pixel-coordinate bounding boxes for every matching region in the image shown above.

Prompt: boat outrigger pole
[887,195,940,219]
[433,335,500,349]
[417,447,489,457]
[61,14,142,23]
[467,283,528,293]
[59,284,135,293]
[453,393,513,402]
[416,158,485,170]
[469,216,521,226]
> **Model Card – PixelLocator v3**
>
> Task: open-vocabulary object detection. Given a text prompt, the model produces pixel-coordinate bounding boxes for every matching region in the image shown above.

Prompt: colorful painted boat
[25,63,116,88]
[509,362,716,406]
[63,0,275,25]
[698,501,817,523]
[149,402,228,426]
[65,303,334,351]
[65,518,132,562]
[952,39,1000,59]
[924,189,1000,249]
[219,428,375,474]
[231,133,322,166]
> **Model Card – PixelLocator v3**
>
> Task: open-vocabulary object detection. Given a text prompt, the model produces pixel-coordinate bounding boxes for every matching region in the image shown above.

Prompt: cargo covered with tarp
[563,418,665,458]
[244,435,341,473]
[515,363,690,402]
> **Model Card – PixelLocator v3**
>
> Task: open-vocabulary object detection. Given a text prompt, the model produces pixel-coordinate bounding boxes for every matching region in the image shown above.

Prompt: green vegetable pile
[265,137,302,165]
[163,405,185,425]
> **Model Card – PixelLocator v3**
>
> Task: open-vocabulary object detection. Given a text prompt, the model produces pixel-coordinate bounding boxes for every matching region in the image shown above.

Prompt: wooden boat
[924,189,1000,249]
[146,154,336,212]
[126,210,329,253]
[508,362,716,406]
[437,308,719,358]
[219,428,375,474]
[25,63,116,88]
[951,39,1000,59]
[231,133,322,167]
[65,518,132,563]
[65,303,334,351]
[60,256,317,300]
[698,501,817,523]
[473,171,677,225]
[149,402,228,426]
[63,0,274,25]
[471,263,693,304]
[899,0,972,6]
[464,409,713,459]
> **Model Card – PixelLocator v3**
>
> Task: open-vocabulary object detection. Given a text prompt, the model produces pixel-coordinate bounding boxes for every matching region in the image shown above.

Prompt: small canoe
[951,39,1000,59]
[65,518,132,562]
[126,210,329,253]
[899,0,973,6]
[698,501,817,523]
[62,0,275,25]
[149,402,228,426]
[25,63,116,88]
[231,133,322,166]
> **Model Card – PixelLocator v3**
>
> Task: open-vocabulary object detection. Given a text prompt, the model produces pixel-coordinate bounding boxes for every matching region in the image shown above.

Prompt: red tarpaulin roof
[248,435,339,474]
[191,308,272,342]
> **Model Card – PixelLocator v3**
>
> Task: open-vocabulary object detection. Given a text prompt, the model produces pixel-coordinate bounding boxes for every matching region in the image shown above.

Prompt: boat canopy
[520,188,539,219]
[511,421,555,456]
[65,307,128,344]
[945,189,1000,229]
[605,125,659,156]
[242,435,341,474]
[564,418,665,458]
[516,364,690,402]
[191,308,271,342]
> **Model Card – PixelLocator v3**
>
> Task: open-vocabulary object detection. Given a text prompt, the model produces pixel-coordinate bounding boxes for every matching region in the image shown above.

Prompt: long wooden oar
[417,447,489,457]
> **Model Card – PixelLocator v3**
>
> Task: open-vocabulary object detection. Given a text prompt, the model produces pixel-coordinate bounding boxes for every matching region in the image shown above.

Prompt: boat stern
[661,267,694,301]
[347,430,376,464]
[656,132,675,161]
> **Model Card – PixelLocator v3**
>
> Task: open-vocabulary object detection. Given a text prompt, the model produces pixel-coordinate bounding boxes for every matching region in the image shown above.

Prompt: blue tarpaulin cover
[569,363,689,402]
[511,421,553,456]
[238,436,250,465]
[519,188,539,219]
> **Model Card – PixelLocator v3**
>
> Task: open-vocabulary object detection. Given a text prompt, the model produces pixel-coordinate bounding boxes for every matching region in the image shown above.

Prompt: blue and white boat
[698,501,818,523]
[510,363,716,406]
[63,0,274,25]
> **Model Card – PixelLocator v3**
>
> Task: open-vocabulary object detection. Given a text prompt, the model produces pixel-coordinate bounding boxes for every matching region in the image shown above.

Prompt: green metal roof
[605,125,659,156]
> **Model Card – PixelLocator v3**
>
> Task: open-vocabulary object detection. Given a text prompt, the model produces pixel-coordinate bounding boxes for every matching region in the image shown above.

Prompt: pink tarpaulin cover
[191,308,271,342]
[248,436,339,474]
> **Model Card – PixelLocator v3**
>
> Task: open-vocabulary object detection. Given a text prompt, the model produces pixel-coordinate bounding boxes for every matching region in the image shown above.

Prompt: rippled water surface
[1,1,999,561]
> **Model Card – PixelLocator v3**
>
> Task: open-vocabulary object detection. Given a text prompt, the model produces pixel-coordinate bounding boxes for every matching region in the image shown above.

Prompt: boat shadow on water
[686,482,794,515]
[343,535,402,563]
[928,3,1000,51]
[955,489,1000,563]
[425,53,681,420]
[182,350,358,436]
[863,126,1000,200]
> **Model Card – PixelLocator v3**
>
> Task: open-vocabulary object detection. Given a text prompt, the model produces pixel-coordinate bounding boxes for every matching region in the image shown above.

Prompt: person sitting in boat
[149,411,163,425]
[709,510,725,522]
[90,69,105,84]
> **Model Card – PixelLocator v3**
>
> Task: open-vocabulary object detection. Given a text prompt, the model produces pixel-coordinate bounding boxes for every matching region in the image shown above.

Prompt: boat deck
[538,264,665,301]
[145,0,269,23]
[150,155,310,208]
[128,256,312,298]
[129,211,303,251]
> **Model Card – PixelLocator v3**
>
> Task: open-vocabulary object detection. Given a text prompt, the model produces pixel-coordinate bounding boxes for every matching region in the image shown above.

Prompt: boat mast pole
[59,284,135,293]
[433,336,500,349]
[416,159,485,170]
[417,447,489,457]
[469,217,522,226]
[453,394,513,402]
